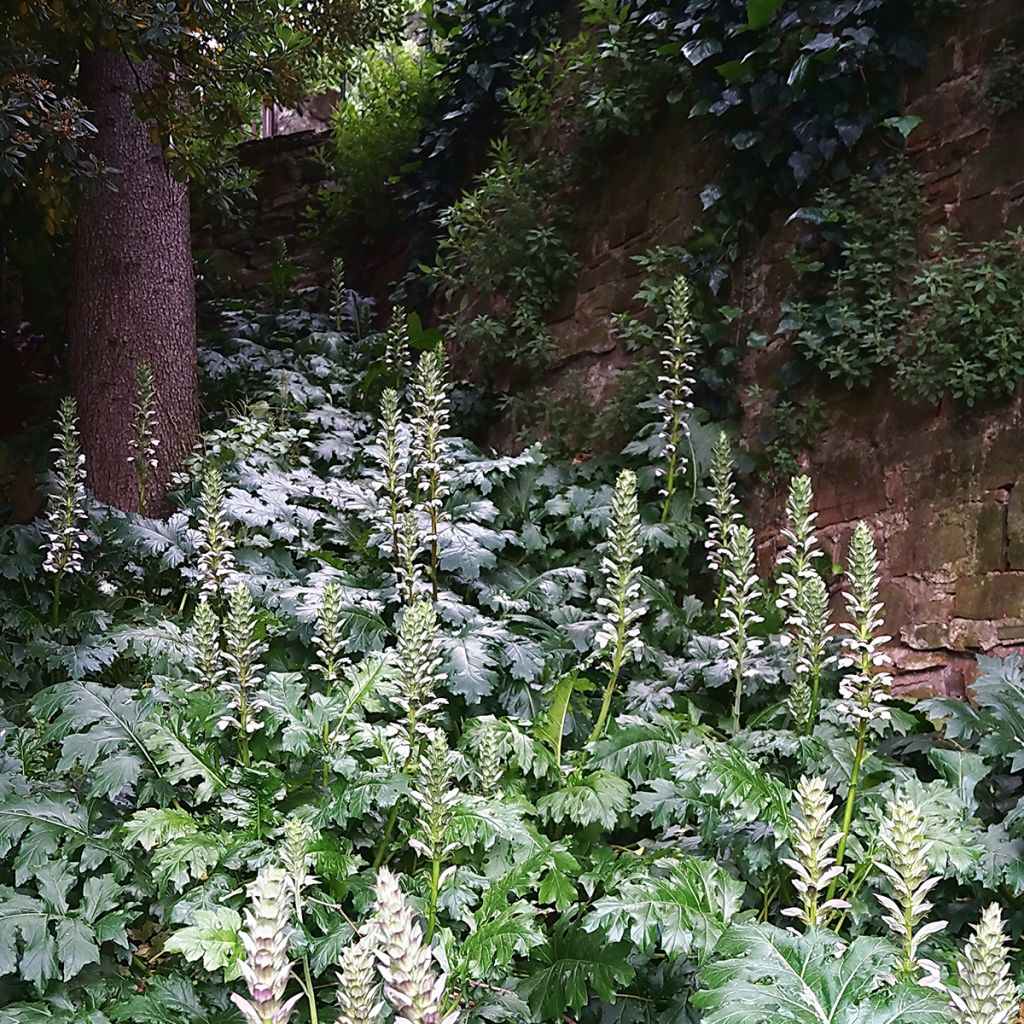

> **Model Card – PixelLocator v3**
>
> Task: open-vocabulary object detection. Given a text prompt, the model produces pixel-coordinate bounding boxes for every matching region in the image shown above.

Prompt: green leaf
[536,771,631,830]
[536,672,579,764]
[165,907,243,979]
[746,0,784,30]
[692,925,950,1024]
[123,808,199,851]
[54,918,98,981]
[460,897,545,980]
[521,921,636,1018]
[585,855,746,963]
[927,748,987,815]
[151,833,229,892]
[110,975,218,1023]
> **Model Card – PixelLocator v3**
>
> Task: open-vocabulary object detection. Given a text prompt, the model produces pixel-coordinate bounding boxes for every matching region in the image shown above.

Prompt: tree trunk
[68,48,199,515]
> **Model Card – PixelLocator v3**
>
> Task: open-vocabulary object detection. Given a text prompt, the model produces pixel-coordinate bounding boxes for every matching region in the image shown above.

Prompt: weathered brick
[1008,486,1024,569]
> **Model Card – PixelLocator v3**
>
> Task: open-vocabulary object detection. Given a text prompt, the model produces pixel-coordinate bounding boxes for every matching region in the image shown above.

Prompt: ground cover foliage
[0,276,1022,1023]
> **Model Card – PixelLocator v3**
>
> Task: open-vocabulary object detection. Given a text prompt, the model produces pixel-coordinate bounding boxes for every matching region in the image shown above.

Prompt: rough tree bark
[68,47,199,515]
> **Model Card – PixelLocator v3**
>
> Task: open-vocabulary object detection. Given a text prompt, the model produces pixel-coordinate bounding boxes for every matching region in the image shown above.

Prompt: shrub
[319,42,440,233]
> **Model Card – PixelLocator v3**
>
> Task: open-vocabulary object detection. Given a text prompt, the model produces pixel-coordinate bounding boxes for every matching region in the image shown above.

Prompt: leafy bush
[0,286,1022,1022]
[782,167,1024,405]
[433,141,579,377]
[318,42,441,233]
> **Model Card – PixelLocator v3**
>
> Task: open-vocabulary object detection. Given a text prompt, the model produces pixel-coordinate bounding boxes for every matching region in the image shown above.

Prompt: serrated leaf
[585,856,745,963]
[536,771,631,830]
[165,907,243,978]
[521,921,635,1018]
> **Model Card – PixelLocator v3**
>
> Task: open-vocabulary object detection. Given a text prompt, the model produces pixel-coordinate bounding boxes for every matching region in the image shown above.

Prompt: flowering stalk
[721,523,763,735]
[874,799,947,979]
[231,867,302,1024]
[589,469,645,743]
[331,257,347,331]
[337,934,384,1024]
[410,730,459,942]
[281,817,320,1024]
[219,582,267,766]
[378,388,409,564]
[396,511,426,605]
[658,277,696,523]
[832,522,892,885]
[781,776,849,928]
[374,601,446,869]
[952,903,1019,1024]
[189,597,223,692]
[42,396,88,621]
[127,363,160,514]
[776,476,830,732]
[474,718,503,795]
[411,351,450,600]
[196,464,236,599]
[374,868,459,1024]
[312,583,348,786]
[384,308,413,385]
[706,432,741,610]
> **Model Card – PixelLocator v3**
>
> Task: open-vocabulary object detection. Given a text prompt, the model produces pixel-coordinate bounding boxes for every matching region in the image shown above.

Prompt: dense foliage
[1,277,1022,1022]
[780,167,1024,406]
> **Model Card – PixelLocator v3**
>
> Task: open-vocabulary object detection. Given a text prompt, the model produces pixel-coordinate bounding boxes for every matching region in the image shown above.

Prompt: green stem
[301,955,319,1024]
[52,573,62,626]
[589,647,624,744]
[660,440,679,525]
[429,502,439,601]
[809,662,822,726]
[374,714,421,868]
[322,722,330,789]
[426,855,440,943]
[828,721,867,900]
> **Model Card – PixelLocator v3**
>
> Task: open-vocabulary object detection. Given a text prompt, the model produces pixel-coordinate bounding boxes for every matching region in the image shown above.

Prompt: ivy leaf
[682,37,723,65]
[584,856,746,963]
[164,907,243,979]
[536,771,631,830]
[746,0,784,30]
[520,920,636,1018]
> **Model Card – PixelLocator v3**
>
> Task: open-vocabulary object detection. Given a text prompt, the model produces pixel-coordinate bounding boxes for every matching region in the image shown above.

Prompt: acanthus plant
[657,276,696,523]
[128,362,160,515]
[0,296,1021,1024]
[410,349,451,599]
[41,395,89,619]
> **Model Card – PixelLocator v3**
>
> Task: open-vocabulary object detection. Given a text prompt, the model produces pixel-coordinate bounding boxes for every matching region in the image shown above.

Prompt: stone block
[976,498,1007,572]
[954,572,1024,619]
[1008,486,1024,568]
